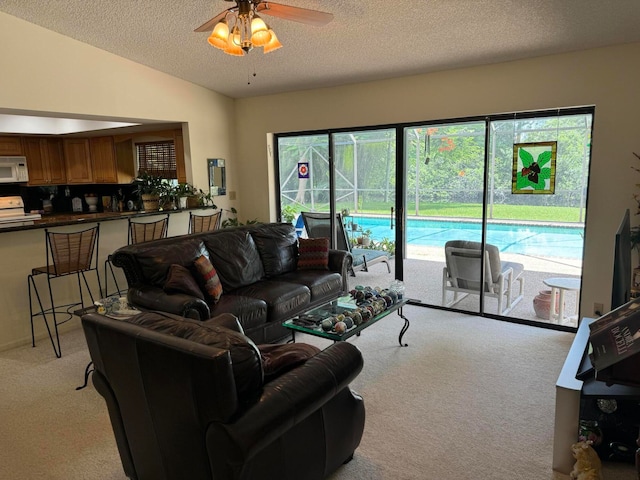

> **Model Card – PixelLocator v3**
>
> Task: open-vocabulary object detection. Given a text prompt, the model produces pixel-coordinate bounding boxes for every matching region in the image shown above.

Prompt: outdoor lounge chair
[442,240,524,315]
[301,211,391,276]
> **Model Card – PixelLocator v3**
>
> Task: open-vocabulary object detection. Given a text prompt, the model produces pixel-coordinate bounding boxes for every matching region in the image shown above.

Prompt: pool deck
[348,246,582,328]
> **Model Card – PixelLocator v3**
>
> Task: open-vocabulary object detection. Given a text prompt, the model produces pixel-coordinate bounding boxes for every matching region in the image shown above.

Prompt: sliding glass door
[403,121,486,313]
[277,128,396,249]
[402,113,591,325]
[275,107,592,329]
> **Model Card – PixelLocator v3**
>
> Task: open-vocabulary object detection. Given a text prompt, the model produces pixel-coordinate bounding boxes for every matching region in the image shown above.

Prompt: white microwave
[0,157,29,183]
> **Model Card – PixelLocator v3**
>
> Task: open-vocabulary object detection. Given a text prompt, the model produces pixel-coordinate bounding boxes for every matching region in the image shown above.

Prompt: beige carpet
[0,307,636,480]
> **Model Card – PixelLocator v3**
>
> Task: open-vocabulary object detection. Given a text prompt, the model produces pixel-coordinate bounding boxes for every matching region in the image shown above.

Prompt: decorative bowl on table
[95,296,128,315]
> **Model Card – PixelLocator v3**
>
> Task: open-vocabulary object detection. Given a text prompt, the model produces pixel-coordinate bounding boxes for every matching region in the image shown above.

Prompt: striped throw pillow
[297,237,329,270]
[193,255,223,304]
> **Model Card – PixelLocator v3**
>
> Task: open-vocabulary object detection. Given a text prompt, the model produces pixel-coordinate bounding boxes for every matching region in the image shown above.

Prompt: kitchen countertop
[0,208,211,233]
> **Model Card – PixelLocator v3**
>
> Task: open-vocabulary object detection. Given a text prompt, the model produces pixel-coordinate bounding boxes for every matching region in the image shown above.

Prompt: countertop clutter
[0,208,206,233]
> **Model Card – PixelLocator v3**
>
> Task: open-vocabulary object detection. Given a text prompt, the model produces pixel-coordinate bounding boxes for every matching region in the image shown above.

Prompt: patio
[347,245,582,328]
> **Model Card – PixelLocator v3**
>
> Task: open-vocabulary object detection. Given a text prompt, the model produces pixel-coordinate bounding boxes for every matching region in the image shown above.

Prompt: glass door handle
[390,207,394,229]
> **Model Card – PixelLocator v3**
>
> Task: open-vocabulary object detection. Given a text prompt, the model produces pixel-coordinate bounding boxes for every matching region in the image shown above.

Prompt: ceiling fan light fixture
[263,29,283,53]
[224,27,245,56]
[250,15,271,46]
[208,20,229,50]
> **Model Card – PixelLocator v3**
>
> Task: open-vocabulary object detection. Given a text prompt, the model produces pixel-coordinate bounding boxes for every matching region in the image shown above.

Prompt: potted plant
[221,207,258,228]
[281,205,298,224]
[195,188,217,208]
[358,228,372,247]
[174,182,197,209]
[132,172,165,211]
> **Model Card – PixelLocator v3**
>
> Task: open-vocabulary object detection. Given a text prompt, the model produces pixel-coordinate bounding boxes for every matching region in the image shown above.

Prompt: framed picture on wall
[512,141,557,194]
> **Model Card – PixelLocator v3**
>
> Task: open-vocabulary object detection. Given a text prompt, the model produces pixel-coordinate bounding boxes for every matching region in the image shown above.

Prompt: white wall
[234,42,640,317]
[0,12,237,204]
[0,13,236,351]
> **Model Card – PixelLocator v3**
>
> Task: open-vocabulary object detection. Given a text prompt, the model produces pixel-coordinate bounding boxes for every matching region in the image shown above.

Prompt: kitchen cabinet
[90,136,118,183]
[0,136,23,156]
[23,137,66,185]
[63,138,93,184]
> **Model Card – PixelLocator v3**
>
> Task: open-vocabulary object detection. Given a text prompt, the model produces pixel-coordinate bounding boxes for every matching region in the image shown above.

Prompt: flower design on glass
[516,148,552,190]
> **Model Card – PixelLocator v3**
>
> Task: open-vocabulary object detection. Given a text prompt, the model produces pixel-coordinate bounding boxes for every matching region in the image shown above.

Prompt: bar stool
[27,224,102,358]
[104,215,169,296]
[188,210,221,234]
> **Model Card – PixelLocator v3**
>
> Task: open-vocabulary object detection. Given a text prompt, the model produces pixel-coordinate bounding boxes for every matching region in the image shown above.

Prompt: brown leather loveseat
[111,222,352,343]
[82,311,365,480]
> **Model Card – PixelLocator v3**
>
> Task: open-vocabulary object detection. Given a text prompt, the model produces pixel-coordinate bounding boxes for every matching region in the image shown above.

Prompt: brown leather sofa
[82,311,365,480]
[111,223,352,344]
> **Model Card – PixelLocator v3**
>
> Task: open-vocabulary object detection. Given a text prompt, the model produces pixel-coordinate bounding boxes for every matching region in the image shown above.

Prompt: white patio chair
[442,240,524,315]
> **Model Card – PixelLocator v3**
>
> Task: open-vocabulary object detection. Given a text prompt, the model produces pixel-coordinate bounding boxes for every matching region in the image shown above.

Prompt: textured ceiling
[1,0,640,99]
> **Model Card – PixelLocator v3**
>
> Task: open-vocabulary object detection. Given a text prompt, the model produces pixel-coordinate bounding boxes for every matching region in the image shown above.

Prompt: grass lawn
[337,202,584,223]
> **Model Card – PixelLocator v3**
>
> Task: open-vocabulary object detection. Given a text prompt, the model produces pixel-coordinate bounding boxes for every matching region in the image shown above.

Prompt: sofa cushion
[203,229,265,291]
[297,237,329,270]
[210,294,269,332]
[163,264,205,300]
[234,280,311,323]
[277,270,343,303]
[122,312,263,408]
[193,255,223,304]
[258,343,321,383]
[251,224,298,277]
[135,239,209,288]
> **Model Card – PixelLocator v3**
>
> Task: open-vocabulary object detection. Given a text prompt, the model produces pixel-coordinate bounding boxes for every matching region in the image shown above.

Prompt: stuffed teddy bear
[570,440,603,480]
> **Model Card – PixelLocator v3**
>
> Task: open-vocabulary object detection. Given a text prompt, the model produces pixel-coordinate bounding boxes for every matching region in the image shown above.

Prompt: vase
[141,194,159,212]
[533,289,561,319]
[578,420,603,446]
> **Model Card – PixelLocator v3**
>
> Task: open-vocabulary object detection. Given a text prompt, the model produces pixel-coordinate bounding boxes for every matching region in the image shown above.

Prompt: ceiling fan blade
[194,9,232,32]
[256,2,334,26]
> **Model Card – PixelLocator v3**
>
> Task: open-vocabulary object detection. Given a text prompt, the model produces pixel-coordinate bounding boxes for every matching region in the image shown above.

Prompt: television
[611,209,632,310]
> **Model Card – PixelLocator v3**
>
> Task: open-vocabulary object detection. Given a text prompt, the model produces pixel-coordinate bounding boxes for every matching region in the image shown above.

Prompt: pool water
[350,216,584,260]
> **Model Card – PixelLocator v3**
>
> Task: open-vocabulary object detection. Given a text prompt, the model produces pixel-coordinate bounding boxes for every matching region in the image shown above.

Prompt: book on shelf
[588,296,640,373]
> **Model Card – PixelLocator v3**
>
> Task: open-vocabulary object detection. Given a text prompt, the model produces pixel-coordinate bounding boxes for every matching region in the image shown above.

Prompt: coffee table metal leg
[398,308,409,347]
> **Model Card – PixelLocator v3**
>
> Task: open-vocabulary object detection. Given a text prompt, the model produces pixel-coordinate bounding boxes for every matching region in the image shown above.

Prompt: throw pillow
[163,264,205,300]
[297,237,329,270]
[258,343,321,383]
[251,224,298,277]
[193,255,223,304]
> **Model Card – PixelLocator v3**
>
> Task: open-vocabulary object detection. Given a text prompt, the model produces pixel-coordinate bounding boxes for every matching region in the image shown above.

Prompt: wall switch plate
[229,191,236,200]
[593,302,603,316]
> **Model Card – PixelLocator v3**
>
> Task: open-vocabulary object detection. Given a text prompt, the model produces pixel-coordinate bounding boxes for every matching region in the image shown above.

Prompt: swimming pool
[349,216,585,260]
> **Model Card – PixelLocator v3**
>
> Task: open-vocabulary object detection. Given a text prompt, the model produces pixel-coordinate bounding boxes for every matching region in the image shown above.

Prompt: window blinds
[137,141,177,178]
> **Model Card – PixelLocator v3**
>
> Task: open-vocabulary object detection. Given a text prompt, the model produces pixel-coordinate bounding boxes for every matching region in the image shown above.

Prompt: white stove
[0,196,41,228]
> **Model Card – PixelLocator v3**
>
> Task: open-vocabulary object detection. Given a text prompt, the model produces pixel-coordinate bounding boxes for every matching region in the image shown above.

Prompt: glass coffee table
[283,295,410,347]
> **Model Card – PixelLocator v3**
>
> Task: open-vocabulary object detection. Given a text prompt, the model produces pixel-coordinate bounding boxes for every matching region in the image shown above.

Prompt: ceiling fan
[195,1,334,56]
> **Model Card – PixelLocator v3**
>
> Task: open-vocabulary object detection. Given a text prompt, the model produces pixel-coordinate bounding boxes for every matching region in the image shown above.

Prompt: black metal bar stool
[104,215,169,296]
[188,210,221,233]
[27,224,102,358]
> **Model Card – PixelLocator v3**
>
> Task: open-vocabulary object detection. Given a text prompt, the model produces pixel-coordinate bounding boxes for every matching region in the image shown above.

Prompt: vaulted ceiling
[2,0,640,99]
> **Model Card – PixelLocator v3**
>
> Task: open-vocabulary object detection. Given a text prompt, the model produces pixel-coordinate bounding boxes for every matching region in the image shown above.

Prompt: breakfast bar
[0,207,215,353]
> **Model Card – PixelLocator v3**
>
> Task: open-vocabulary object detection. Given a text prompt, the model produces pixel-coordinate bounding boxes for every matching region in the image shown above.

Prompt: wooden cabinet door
[0,136,23,156]
[23,137,48,185]
[24,138,67,185]
[64,138,93,183]
[45,138,66,184]
[90,136,118,183]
